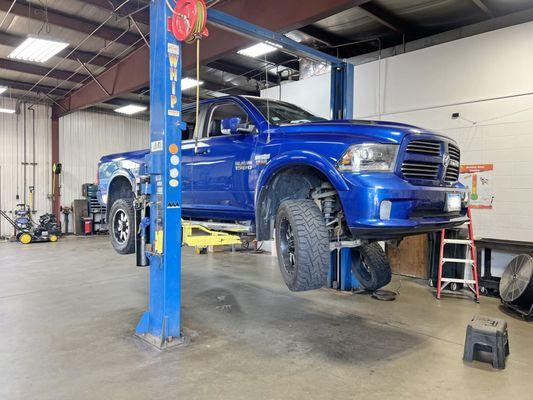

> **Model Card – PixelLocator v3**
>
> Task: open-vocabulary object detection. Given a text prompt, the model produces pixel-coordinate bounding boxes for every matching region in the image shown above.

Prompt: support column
[135,0,184,349]
[330,62,355,120]
[51,116,60,219]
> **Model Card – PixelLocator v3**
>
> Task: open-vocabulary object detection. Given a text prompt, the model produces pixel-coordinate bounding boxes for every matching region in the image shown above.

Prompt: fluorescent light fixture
[0,86,7,95]
[181,77,204,91]
[0,108,15,114]
[238,42,281,58]
[114,104,147,115]
[8,37,69,63]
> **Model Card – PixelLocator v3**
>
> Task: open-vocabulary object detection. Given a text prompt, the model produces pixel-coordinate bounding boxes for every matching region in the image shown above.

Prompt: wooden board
[386,234,429,279]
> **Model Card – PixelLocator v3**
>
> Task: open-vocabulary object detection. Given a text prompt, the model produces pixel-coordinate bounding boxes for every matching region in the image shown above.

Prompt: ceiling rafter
[84,0,150,25]
[0,0,140,45]
[0,78,69,96]
[359,1,416,35]
[0,58,89,83]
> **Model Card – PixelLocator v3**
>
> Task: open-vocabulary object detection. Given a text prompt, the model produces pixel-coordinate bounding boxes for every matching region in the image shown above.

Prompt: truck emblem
[442,153,450,168]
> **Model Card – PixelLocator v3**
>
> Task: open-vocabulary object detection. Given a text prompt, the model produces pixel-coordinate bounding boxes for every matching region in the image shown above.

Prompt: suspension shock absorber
[312,183,338,232]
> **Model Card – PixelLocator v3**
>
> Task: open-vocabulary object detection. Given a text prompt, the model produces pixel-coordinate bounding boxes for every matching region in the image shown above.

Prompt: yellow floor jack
[181,220,248,254]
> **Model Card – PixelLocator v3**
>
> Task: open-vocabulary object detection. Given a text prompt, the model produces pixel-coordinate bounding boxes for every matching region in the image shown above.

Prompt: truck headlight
[337,143,399,172]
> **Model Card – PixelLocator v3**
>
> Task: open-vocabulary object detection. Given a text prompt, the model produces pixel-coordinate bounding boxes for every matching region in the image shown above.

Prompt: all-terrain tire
[275,199,330,291]
[351,242,392,291]
[109,198,135,255]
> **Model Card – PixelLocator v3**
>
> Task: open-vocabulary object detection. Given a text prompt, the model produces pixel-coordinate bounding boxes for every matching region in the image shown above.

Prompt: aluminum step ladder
[437,207,480,301]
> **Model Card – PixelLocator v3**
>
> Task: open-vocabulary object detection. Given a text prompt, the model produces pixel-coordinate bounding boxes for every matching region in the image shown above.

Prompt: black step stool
[463,315,509,369]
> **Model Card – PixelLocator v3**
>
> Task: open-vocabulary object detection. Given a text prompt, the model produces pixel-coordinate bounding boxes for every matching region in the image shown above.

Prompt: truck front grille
[406,140,441,156]
[400,138,461,184]
[401,161,440,180]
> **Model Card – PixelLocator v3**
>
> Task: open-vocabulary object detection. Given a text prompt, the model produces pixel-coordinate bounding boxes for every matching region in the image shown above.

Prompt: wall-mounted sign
[459,164,494,209]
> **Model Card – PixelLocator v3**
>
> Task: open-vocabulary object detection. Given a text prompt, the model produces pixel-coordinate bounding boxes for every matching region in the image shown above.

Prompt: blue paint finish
[99,95,468,242]
[135,0,183,345]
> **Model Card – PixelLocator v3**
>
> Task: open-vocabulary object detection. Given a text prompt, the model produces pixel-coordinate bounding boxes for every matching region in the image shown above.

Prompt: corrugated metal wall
[0,98,52,237]
[0,102,149,237]
[59,110,149,209]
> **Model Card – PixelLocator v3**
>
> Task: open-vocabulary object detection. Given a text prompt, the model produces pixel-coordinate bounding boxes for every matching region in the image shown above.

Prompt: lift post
[135,4,359,349]
[135,0,184,348]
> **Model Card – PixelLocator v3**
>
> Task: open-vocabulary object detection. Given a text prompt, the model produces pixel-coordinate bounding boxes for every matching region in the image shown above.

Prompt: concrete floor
[1,236,532,400]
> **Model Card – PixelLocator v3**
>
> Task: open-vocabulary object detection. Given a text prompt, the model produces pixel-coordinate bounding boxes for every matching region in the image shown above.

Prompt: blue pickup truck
[98,95,468,292]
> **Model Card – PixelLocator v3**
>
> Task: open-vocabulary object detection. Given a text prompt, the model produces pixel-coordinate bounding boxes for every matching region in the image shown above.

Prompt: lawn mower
[0,207,61,244]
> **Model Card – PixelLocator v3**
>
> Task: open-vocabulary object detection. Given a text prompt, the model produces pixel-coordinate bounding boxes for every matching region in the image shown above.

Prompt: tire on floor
[351,242,392,291]
[275,199,330,291]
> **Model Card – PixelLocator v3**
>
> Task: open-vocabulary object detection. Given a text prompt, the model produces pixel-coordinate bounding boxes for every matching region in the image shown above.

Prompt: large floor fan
[500,254,533,319]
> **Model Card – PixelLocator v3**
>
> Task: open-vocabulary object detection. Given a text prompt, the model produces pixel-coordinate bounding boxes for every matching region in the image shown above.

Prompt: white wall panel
[261,73,331,118]
[0,98,52,236]
[59,111,149,208]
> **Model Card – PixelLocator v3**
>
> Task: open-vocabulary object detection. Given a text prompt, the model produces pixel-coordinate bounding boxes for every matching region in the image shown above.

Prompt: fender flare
[106,169,136,206]
[254,150,349,205]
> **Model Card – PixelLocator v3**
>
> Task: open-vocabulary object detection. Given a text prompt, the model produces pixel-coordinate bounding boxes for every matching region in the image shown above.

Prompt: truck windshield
[247,98,326,125]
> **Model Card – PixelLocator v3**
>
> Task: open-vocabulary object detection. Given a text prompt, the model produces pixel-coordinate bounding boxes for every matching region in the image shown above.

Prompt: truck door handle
[195,148,210,155]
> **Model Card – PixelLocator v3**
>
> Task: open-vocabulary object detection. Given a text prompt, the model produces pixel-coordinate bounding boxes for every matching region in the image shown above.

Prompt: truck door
[192,100,257,220]
[181,107,205,213]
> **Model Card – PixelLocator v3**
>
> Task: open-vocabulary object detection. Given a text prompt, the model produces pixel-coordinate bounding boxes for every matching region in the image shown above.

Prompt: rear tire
[109,199,135,254]
[351,242,392,291]
[275,199,330,291]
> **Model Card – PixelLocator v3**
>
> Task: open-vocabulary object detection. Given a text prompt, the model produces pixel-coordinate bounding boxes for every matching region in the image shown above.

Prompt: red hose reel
[167,0,209,42]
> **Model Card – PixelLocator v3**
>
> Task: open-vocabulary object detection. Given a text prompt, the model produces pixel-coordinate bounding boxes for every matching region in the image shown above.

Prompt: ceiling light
[114,104,147,115]
[8,37,69,63]
[181,77,204,91]
[0,86,7,95]
[238,42,281,58]
[0,108,15,114]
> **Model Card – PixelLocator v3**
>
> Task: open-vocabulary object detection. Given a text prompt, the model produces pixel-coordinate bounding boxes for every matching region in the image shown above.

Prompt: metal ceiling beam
[0,0,139,45]
[183,77,256,95]
[84,0,150,25]
[471,0,494,18]
[0,58,89,83]
[207,59,278,80]
[0,78,69,96]
[53,0,368,117]
[0,31,114,67]
[298,25,347,47]
[359,2,414,35]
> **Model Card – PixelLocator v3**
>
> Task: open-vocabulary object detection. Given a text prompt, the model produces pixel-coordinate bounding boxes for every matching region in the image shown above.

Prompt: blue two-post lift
[136,0,359,349]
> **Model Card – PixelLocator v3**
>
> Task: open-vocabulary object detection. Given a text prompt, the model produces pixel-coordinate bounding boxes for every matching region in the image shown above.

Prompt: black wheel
[109,199,135,254]
[351,242,392,291]
[275,199,330,291]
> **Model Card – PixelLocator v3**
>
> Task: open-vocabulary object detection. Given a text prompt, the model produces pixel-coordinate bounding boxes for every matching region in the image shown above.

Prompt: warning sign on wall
[459,164,494,209]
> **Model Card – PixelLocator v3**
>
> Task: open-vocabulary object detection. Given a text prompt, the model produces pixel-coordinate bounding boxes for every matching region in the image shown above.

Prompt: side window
[206,103,249,138]
[182,109,196,140]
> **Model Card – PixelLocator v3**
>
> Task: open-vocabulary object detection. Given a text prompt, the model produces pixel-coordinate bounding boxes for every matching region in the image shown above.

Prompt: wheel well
[107,176,133,218]
[255,165,336,241]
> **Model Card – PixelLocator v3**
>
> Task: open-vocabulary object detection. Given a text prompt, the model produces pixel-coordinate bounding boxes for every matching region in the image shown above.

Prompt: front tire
[109,199,135,254]
[275,199,330,291]
[351,242,392,291]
